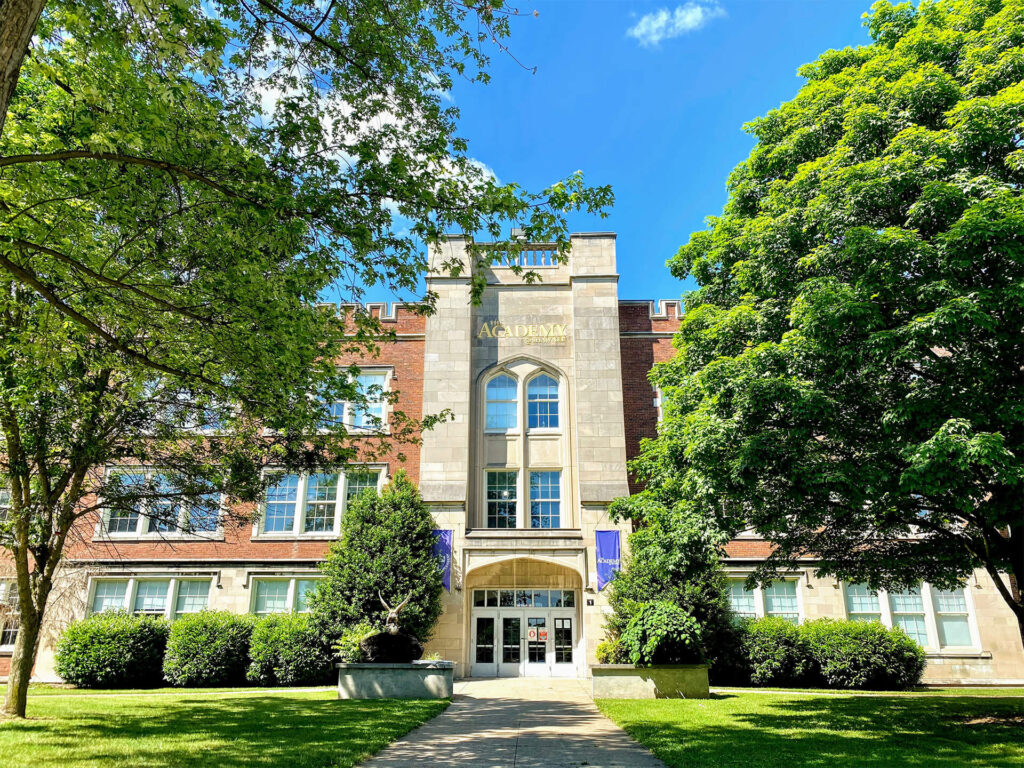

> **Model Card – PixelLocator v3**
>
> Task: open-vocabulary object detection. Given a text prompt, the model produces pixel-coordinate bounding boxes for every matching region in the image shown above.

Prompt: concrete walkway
[358,678,666,768]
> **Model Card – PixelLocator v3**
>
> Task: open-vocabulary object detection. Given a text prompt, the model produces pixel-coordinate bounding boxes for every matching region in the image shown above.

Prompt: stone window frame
[725,573,805,625]
[253,465,386,540]
[841,580,981,652]
[86,575,214,621]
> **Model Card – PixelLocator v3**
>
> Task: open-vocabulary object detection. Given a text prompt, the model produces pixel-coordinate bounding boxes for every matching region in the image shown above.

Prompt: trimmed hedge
[163,611,255,687]
[719,616,927,690]
[247,613,333,686]
[800,618,927,690]
[55,611,169,688]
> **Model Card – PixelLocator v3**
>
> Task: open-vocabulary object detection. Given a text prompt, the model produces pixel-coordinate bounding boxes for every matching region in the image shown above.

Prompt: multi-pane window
[103,470,221,537]
[888,586,929,646]
[261,469,381,536]
[527,374,559,429]
[485,375,518,430]
[933,587,972,647]
[90,578,210,619]
[251,577,320,614]
[844,584,882,622]
[473,589,575,608]
[486,472,518,528]
[529,471,561,529]
[133,580,169,615]
[320,370,389,430]
[0,580,19,649]
[0,488,11,522]
[726,578,801,624]
[764,581,799,624]
[727,580,757,619]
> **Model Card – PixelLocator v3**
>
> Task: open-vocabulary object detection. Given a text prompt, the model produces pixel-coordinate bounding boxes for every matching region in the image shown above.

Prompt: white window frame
[97,468,224,541]
[484,372,520,434]
[248,576,322,614]
[841,581,980,652]
[254,466,386,539]
[527,468,563,529]
[86,576,214,620]
[525,372,562,434]
[725,573,804,624]
[320,367,393,435]
[0,579,20,651]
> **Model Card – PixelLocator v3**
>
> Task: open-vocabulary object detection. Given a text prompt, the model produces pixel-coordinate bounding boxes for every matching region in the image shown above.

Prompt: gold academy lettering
[476,321,569,344]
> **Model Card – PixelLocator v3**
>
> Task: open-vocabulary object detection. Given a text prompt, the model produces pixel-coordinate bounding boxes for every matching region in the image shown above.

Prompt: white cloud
[626,3,726,48]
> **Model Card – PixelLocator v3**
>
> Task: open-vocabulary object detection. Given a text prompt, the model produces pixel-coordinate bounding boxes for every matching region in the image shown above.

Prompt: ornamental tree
[0,2,611,718]
[308,470,444,642]
[637,0,1024,642]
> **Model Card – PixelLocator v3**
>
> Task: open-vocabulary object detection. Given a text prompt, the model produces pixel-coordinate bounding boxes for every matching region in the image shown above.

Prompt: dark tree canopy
[627,0,1024,635]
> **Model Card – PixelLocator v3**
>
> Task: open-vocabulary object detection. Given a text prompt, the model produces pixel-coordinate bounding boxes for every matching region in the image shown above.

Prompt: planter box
[336,661,454,700]
[591,664,710,699]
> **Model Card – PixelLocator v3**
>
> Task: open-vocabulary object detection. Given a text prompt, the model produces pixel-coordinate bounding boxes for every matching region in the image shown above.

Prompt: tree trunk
[1,605,40,718]
[0,0,46,136]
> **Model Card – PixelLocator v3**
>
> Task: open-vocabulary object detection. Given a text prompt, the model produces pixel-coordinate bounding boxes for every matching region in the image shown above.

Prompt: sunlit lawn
[0,688,448,768]
[598,690,1024,768]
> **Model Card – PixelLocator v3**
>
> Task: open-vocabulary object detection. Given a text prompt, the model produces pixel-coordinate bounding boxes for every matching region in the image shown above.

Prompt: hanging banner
[432,529,453,592]
[595,529,621,591]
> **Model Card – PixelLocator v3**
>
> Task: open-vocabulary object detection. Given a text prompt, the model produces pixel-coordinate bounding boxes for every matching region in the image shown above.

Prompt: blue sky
[368,1,873,304]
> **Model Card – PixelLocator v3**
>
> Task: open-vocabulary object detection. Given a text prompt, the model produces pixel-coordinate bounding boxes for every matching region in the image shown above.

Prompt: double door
[471,608,577,677]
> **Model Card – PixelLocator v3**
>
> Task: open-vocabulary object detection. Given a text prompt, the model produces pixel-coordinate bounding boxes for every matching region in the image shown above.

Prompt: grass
[0,688,447,768]
[598,690,1024,768]
[712,685,1024,697]
[0,683,333,697]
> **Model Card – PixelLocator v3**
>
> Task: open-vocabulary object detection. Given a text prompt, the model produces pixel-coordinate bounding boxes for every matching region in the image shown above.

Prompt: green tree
[309,470,443,641]
[643,0,1024,644]
[0,3,610,718]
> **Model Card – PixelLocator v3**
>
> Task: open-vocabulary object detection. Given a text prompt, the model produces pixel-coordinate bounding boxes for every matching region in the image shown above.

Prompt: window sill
[925,650,991,659]
[252,532,339,541]
[466,528,582,539]
[94,533,225,543]
[484,430,520,436]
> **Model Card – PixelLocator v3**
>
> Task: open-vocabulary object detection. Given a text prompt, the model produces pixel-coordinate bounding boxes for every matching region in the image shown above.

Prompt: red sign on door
[538,630,548,642]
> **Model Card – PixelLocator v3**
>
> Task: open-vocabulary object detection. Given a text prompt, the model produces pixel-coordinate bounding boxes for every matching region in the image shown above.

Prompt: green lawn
[0,688,447,768]
[598,690,1024,768]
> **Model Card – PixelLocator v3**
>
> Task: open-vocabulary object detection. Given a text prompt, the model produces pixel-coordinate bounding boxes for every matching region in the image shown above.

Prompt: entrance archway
[464,557,584,678]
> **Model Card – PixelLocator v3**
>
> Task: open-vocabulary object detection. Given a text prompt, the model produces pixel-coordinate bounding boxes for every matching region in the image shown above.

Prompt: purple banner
[595,529,621,591]
[432,529,453,592]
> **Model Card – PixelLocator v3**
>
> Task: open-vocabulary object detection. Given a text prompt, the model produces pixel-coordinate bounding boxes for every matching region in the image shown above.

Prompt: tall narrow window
[889,586,928,646]
[264,474,300,532]
[727,579,757,619]
[106,472,146,533]
[352,372,387,429]
[0,488,11,521]
[527,374,559,429]
[0,580,19,649]
[529,471,561,528]
[486,471,518,528]
[845,584,881,622]
[933,587,972,647]
[186,494,221,533]
[485,375,517,430]
[303,473,339,532]
[345,470,380,506]
[763,581,799,624]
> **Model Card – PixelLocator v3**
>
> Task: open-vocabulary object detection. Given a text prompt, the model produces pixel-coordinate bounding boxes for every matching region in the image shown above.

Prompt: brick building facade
[4,232,1023,684]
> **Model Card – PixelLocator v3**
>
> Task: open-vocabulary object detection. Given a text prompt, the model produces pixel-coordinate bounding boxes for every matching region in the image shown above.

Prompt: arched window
[485,374,517,430]
[527,374,559,429]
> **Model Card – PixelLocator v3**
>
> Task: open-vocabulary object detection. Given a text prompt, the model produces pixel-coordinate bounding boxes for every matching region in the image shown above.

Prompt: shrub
[743,617,810,686]
[247,613,334,686]
[618,601,703,666]
[55,611,169,688]
[333,621,375,663]
[309,471,444,644]
[799,618,926,690]
[595,638,629,665]
[163,611,255,686]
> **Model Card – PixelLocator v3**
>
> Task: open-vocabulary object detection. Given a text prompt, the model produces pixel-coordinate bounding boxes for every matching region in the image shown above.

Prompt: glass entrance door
[525,616,549,676]
[471,613,497,677]
[499,615,522,677]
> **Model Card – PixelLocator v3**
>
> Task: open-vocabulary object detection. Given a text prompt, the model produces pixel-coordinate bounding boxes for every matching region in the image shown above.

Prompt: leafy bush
[309,471,443,644]
[618,601,703,666]
[247,613,334,686]
[595,638,629,664]
[55,611,169,688]
[163,611,255,687]
[799,618,926,690]
[743,617,810,686]
[333,621,375,663]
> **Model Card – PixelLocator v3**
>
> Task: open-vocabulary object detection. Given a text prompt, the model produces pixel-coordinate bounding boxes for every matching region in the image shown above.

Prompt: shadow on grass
[1,694,448,768]
[609,694,1024,768]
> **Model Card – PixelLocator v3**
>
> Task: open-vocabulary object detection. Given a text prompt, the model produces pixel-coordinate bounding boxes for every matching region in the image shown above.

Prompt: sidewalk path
[358,678,666,768]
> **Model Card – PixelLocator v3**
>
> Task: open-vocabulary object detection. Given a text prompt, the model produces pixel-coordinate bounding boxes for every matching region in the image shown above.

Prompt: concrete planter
[336,660,454,700]
[591,664,710,699]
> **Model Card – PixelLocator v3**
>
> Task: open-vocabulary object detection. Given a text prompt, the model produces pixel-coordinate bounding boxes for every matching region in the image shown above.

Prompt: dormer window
[485,374,518,431]
[527,374,559,429]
